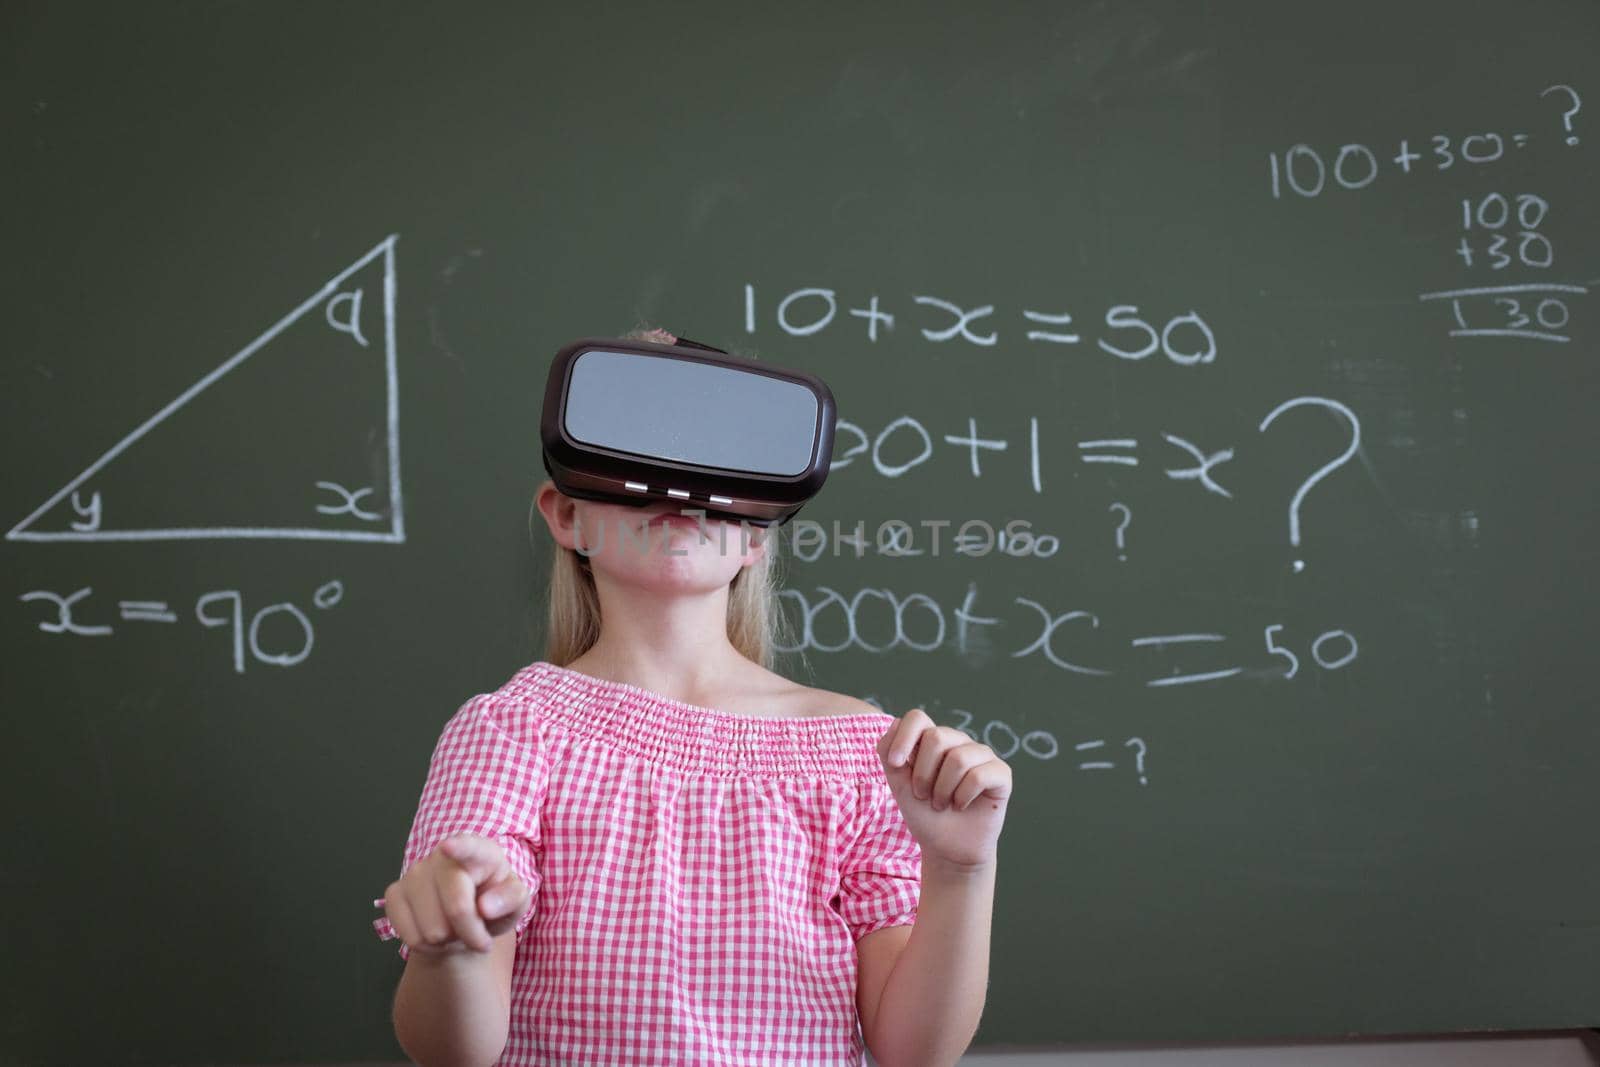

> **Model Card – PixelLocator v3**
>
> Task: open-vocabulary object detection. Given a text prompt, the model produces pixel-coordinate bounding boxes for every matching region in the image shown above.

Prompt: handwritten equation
[819,394,1359,572]
[741,286,1218,363]
[19,580,345,673]
[777,583,1357,687]
[1264,84,1583,198]
[1260,84,1591,345]
[864,692,1152,785]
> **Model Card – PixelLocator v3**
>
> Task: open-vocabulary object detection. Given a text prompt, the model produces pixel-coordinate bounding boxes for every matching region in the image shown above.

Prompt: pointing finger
[435,832,506,884]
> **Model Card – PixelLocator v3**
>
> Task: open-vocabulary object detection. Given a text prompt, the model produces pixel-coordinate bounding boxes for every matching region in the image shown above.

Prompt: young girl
[372,328,1012,1066]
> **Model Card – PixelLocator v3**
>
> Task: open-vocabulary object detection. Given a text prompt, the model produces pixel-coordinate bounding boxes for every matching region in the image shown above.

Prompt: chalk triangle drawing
[8,234,404,543]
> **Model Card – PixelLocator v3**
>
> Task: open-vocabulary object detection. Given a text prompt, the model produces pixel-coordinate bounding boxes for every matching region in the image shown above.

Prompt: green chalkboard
[4,1,1598,1062]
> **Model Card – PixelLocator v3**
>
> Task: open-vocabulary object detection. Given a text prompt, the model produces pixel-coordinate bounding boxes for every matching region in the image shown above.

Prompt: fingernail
[484,893,502,912]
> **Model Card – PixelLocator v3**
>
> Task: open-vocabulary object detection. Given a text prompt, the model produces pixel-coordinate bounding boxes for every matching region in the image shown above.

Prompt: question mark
[1257,396,1362,573]
[1108,502,1131,561]
[1541,84,1582,146]
[1123,737,1148,785]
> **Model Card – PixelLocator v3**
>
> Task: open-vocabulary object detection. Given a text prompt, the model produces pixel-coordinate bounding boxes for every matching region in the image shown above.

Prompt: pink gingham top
[372,659,922,1066]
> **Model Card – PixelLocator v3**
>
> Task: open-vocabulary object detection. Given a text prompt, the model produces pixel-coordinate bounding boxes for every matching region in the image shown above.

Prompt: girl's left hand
[877,708,1013,870]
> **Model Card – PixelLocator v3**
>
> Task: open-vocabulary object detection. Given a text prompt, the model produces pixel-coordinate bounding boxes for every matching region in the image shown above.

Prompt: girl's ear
[534,480,580,553]
[738,522,770,567]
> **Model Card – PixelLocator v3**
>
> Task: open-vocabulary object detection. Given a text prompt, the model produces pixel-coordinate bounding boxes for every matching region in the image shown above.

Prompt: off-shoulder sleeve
[835,777,922,942]
[371,692,551,961]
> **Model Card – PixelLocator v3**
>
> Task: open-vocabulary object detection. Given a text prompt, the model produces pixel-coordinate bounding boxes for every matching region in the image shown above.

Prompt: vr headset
[540,335,837,528]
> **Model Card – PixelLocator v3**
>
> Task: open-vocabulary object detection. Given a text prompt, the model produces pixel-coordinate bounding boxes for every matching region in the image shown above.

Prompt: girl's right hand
[378,832,531,956]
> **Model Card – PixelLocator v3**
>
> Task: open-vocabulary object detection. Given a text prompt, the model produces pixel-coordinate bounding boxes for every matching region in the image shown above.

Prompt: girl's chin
[594,563,746,589]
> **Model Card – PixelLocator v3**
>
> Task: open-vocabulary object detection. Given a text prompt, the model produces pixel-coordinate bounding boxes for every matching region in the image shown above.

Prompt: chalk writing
[1418,282,1586,343]
[6,235,404,544]
[743,285,1217,363]
[774,582,1358,686]
[861,694,1150,784]
[18,580,345,673]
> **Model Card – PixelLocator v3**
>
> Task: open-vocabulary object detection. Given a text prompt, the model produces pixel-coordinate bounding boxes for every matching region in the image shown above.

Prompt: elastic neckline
[515,660,895,779]
[537,660,886,722]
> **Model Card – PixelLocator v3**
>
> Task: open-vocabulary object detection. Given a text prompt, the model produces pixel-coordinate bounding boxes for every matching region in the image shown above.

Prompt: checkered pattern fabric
[372,660,921,1065]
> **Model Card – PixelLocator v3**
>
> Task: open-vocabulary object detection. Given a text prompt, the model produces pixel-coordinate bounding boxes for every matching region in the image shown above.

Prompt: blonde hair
[537,326,793,672]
